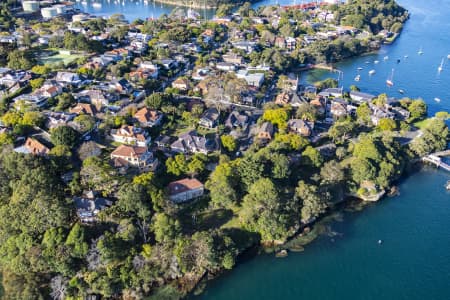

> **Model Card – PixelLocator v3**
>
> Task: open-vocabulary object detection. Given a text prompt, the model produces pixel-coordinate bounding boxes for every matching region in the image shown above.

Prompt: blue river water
[74,0,450,299]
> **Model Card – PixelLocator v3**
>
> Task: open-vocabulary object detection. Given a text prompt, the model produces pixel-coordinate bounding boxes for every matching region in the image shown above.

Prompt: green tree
[65,224,89,259]
[166,153,188,176]
[117,184,153,242]
[296,181,328,223]
[221,134,237,152]
[152,213,180,243]
[30,78,44,91]
[262,108,289,130]
[240,178,290,241]
[302,146,323,168]
[356,102,371,125]
[408,99,427,122]
[206,161,238,208]
[51,126,79,148]
[377,118,397,131]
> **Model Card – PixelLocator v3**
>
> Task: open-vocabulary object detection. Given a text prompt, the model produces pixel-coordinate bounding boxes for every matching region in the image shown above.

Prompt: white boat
[384,56,389,61]
[438,58,444,72]
[435,97,441,102]
[398,89,405,94]
[448,54,450,59]
[386,69,395,87]
[92,2,102,8]
[404,55,409,58]
[418,47,424,55]
[354,75,361,82]
[374,60,380,64]
[357,67,363,70]
[369,69,376,75]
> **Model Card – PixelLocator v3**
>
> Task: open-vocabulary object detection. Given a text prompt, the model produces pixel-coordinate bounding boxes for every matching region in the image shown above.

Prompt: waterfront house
[319,87,343,98]
[134,107,163,127]
[110,125,150,147]
[349,91,376,104]
[110,145,158,171]
[168,178,204,204]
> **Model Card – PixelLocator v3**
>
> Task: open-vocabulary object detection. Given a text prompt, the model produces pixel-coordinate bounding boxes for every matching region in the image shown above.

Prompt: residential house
[319,87,343,98]
[172,77,189,91]
[232,41,256,53]
[330,99,348,119]
[216,62,236,72]
[154,135,172,149]
[110,145,158,171]
[287,119,314,137]
[134,107,163,127]
[349,91,376,104]
[391,106,410,121]
[74,191,112,223]
[225,110,250,130]
[257,122,274,141]
[70,103,97,116]
[285,37,297,51]
[45,112,76,130]
[55,71,82,86]
[110,78,133,95]
[14,93,48,108]
[168,178,204,203]
[311,97,326,116]
[76,89,119,108]
[198,108,220,128]
[222,54,244,65]
[110,125,150,147]
[14,137,50,156]
[170,131,216,154]
[370,105,395,125]
[236,70,265,88]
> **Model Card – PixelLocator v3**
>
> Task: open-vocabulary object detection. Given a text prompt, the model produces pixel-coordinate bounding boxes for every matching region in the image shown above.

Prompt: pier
[422,154,450,172]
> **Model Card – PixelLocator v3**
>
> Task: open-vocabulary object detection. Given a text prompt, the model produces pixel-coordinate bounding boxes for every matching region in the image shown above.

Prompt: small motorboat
[384,56,389,61]
[446,180,450,190]
[434,97,441,102]
[404,55,409,58]
[276,249,288,258]
[398,89,405,94]
[378,240,383,245]
[447,54,450,59]
[354,75,361,82]
[374,60,380,64]
[357,67,363,70]
[369,69,376,75]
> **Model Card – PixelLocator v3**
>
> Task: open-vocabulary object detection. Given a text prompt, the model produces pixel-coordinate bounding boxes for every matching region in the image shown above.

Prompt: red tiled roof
[111,144,148,158]
[168,178,203,195]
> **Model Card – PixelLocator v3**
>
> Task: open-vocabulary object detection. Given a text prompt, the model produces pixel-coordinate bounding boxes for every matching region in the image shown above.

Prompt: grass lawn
[38,51,84,66]
[413,118,432,130]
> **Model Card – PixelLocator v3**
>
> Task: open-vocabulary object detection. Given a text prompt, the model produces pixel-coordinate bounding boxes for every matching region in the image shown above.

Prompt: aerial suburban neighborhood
[0,0,449,299]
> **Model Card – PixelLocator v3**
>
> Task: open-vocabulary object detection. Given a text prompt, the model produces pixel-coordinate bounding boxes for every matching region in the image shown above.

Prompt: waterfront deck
[422,154,450,172]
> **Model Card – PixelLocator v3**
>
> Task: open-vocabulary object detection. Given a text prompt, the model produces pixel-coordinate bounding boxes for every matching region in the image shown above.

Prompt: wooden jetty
[422,154,450,172]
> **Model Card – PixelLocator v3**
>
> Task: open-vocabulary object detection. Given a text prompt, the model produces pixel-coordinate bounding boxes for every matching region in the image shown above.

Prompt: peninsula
[0,0,446,299]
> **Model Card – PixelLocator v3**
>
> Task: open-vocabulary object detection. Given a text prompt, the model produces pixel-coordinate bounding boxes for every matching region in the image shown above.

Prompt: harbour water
[73,0,215,21]
[74,0,450,299]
